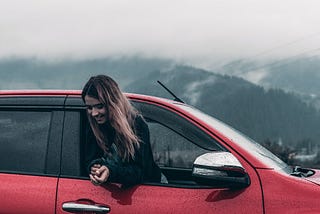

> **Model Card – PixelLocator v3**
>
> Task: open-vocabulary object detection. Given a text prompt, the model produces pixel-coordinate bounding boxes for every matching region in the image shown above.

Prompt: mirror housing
[192,152,250,189]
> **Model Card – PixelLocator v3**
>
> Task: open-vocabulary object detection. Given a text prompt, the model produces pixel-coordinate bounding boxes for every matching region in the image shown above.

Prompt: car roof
[0,90,81,96]
[0,89,182,107]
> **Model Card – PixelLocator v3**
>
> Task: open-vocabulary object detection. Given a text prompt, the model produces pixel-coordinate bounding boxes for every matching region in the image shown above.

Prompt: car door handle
[62,202,110,213]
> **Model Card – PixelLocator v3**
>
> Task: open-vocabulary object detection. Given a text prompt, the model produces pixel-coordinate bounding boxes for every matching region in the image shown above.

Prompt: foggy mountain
[0,57,320,148]
[0,57,173,90]
[126,65,320,147]
[221,56,320,108]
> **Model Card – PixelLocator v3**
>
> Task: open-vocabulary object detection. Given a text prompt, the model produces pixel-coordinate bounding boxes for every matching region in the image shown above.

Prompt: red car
[0,90,319,213]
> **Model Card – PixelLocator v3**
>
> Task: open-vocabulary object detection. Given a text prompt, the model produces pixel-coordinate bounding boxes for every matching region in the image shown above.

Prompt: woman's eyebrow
[86,103,104,108]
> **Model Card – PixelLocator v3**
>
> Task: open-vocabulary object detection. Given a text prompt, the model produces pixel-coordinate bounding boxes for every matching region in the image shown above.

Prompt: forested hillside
[125,65,320,148]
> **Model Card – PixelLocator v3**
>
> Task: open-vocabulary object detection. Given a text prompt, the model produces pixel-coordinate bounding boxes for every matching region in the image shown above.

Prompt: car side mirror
[192,152,250,189]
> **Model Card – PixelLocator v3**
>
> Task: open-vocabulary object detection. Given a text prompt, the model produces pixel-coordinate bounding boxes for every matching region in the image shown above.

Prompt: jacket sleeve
[104,156,143,187]
[103,115,161,187]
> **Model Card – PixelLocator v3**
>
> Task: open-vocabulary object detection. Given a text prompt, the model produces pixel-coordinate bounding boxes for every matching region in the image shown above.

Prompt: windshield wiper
[290,166,315,177]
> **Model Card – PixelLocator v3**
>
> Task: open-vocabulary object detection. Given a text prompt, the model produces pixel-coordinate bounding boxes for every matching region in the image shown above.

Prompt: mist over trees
[125,65,320,146]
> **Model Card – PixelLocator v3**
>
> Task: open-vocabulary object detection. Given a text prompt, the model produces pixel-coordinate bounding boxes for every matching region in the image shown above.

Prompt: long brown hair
[82,75,140,161]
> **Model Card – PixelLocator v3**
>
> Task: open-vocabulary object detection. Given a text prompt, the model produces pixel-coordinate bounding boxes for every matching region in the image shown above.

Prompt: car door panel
[0,173,58,214]
[57,170,262,214]
[0,101,64,214]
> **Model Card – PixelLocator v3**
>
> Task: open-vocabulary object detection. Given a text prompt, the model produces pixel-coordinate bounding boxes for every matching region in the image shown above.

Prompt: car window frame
[0,97,64,177]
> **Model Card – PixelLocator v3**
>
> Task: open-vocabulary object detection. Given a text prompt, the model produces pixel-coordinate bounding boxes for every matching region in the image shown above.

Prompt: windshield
[177,104,290,172]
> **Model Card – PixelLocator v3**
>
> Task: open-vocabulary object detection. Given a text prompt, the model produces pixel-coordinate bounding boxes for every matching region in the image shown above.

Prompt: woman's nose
[91,108,99,117]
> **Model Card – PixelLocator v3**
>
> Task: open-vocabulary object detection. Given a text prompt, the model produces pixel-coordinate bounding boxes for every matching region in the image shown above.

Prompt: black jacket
[84,114,161,187]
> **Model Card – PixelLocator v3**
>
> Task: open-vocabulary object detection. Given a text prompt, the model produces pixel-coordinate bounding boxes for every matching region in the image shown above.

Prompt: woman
[82,75,161,187]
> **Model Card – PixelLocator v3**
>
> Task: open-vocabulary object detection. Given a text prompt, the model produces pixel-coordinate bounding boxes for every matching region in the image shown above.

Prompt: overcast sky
[1,0,320,68]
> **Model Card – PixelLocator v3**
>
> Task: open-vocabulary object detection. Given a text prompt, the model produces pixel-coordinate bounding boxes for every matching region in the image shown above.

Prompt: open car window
[72,99,226,186]
[147,118,208,169]
[131,101,226,185]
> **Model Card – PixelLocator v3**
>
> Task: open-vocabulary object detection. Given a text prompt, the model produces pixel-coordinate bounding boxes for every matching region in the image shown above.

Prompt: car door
[0,96,64,214]
[57,97,263,213]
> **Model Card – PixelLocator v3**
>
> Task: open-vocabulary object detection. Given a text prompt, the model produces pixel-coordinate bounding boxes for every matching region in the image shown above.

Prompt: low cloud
[1,0,320,69]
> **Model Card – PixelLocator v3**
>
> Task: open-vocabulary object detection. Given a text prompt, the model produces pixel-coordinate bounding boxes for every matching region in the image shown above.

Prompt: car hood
[305,169,320,186]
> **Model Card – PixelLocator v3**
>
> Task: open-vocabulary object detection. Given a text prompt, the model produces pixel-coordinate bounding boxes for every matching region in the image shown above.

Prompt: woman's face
[84,95,108,124]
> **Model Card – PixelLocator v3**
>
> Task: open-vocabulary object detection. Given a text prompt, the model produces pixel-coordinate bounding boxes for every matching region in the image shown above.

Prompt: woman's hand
[89,164,110,186]
[90,164,101,175]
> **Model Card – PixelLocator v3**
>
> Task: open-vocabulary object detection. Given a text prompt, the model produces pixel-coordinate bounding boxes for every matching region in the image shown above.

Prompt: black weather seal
[157,80,184,103]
